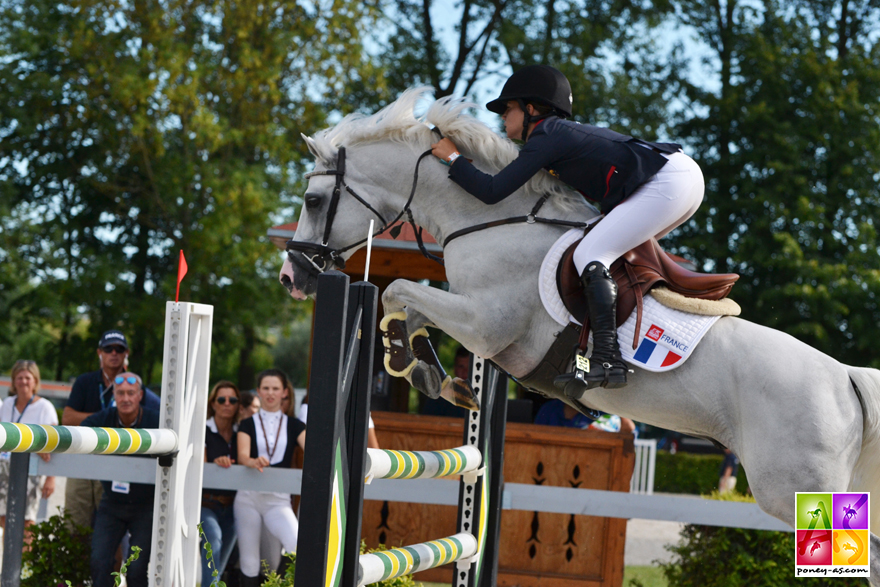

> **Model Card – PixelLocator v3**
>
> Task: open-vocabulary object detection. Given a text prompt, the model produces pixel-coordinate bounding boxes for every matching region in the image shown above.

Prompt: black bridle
[285,145,442,272]
[286,135,594,274]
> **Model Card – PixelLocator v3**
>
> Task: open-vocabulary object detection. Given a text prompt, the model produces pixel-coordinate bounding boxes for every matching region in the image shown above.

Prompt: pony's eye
[305,194,322,210]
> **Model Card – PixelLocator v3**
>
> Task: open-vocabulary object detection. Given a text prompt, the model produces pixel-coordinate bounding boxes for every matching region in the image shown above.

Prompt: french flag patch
[632,324,683,368]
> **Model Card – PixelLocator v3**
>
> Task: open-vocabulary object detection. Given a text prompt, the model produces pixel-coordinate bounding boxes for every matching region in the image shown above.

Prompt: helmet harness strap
[517,99,532,142]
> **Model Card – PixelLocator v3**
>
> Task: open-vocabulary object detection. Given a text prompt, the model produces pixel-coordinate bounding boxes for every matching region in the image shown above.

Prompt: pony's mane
[308,87,587,209]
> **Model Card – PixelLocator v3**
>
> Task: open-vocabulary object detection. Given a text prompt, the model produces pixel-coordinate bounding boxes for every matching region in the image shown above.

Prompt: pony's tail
[845,366,880,535]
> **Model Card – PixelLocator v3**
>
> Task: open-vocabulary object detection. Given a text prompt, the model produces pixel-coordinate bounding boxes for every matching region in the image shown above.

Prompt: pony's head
[279,87,579,298]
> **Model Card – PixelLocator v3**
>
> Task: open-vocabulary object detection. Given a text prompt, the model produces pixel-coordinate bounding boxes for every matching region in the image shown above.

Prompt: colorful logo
[795,492,870,578]
[633,324,682,368]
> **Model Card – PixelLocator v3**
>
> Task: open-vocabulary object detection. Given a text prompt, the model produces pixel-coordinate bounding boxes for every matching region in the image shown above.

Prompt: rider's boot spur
[555,262,629,397]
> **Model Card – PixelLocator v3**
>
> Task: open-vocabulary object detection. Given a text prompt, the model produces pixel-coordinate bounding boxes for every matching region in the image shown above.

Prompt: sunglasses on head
[103,345,127,354]
[215,396,239,405]
[114,376,138,385]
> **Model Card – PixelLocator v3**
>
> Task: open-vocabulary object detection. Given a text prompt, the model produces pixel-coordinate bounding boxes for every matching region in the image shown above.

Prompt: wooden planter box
[364,411,635,587]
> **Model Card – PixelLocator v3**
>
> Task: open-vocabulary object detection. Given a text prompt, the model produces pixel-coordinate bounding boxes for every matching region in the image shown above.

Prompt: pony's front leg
[379,305,478,409]
[382,279,511,408]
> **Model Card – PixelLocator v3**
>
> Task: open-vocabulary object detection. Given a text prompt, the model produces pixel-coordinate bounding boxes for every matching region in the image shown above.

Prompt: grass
[623,565,668,587]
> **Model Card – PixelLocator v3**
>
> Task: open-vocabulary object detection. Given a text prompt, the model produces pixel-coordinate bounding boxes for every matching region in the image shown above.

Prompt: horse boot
[380,311,419,381]
[555,262,629,398]
[409,328,480,411]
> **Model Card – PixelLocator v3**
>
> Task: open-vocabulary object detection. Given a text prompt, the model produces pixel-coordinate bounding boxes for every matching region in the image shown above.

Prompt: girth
[558,237,739,350]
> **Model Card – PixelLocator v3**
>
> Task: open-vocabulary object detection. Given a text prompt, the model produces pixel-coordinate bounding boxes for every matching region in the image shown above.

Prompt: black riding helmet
[486,64,573,119]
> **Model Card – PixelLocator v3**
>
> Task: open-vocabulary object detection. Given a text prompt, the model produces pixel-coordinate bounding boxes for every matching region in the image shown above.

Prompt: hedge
[653,451,749,495]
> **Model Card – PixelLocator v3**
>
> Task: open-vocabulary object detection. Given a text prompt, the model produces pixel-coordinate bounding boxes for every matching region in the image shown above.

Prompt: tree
[0,0,385,383]
[667,0,880,365]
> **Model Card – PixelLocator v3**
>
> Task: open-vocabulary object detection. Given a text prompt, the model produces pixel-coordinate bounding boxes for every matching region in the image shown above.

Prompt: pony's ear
[301,134,321,158]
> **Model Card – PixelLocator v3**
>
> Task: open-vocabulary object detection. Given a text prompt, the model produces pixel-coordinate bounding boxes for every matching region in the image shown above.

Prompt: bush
[655,492,863,587]
[260,543,421,587]
[654,452,749,494]
[21,509,91,587]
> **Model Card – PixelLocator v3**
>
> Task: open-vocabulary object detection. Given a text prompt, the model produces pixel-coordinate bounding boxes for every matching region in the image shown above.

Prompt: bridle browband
[286,131,594,274]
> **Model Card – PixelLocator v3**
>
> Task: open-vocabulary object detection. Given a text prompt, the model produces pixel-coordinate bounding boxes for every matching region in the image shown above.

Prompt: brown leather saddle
[557,237,739,350]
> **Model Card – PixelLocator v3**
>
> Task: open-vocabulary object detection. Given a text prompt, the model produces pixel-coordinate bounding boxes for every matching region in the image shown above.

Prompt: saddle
[557,237,739,350]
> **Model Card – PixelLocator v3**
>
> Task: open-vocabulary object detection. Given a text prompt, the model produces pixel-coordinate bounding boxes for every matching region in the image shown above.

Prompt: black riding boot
[555,262,629,398]
[240,572,262,587]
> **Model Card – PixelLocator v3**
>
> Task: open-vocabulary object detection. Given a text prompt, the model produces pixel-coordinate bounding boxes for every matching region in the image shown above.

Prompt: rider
[431,65,705,395]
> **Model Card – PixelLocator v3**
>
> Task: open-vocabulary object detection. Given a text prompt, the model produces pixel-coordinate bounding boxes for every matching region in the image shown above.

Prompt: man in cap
[82,372,159,587]
[62,329,160,529]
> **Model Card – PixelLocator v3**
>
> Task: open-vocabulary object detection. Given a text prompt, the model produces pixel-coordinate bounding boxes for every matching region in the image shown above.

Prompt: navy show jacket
[448,116,681,214]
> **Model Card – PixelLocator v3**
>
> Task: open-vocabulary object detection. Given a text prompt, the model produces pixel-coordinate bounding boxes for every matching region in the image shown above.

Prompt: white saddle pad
[539,229,721,373]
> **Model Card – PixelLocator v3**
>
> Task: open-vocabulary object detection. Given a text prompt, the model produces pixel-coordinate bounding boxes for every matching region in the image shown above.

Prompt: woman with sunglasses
[0,360,58,542]
[200,381,241,586]
[235,369,306,586]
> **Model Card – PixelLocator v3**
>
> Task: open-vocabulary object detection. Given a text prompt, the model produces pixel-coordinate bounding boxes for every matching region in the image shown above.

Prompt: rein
[286,130,594,272]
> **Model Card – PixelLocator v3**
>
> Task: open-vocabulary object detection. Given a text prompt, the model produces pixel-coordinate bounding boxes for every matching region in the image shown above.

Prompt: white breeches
[573,151,705,273]
[234,490,299,577]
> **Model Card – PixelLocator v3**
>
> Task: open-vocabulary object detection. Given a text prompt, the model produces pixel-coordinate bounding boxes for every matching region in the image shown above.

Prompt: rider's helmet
[486,65,573,119]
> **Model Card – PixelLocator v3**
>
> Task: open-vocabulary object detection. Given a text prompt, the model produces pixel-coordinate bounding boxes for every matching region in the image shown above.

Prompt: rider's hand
[431,138,461,166]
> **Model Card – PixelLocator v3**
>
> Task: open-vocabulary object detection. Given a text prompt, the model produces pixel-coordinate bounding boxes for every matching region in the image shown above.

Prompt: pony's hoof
[411,362,443,399]
[440,377,480,411]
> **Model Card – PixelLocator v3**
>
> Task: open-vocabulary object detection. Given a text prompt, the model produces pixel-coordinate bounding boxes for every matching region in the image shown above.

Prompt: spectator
[420,346,469,419]
[299,395,380,449]
[201,381,241,586]
[238,390,260,420]
[535,399,635,433]
[82,372,159,587]
[63,330,161,530]
[235,369,306,586]
[719,449,740,494]
[0,360,58,542]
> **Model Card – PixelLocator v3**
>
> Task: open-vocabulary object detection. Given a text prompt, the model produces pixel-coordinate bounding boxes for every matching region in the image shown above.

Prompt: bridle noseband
[285,144,441,273]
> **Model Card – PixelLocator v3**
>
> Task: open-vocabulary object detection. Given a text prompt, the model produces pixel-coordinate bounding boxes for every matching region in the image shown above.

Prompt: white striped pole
[0,422,178,455]
[365,446,482,480]
[357,532,478,587]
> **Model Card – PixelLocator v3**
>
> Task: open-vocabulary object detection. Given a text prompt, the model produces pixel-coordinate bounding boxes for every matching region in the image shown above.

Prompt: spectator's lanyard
[13,396,33,423]
[258,413,282,461]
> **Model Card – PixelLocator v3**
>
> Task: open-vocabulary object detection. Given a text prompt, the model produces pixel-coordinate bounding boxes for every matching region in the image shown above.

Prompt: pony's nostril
[280,274,292,287]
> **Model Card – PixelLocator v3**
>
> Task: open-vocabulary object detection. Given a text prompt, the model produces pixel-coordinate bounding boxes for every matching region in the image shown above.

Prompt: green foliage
[654,452,749,495]
[659,524,863,587]
[0,0,383,385]
[21,509,91,587]
[260,542,422,586]
[113,545,141,587]
[199,523,227,587]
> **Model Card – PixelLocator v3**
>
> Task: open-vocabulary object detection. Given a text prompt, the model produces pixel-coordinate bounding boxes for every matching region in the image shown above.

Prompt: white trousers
[573,151,705,273]
[234,490,299,577]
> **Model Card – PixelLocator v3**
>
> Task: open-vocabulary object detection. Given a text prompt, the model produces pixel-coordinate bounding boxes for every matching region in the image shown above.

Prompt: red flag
[176,250,188,302]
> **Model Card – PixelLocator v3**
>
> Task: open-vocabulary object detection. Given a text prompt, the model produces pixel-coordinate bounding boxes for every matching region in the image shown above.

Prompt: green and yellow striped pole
[0,422,178,455]
[357,533,478,587]
[365,446,482,480]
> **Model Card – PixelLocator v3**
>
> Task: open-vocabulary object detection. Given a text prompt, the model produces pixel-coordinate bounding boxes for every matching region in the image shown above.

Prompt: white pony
[280,89,880,580]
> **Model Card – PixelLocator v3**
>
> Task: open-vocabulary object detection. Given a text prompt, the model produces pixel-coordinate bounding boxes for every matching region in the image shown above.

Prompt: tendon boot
[410,329,480,411]
[239,572,262,587]
[555,262,629,398]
